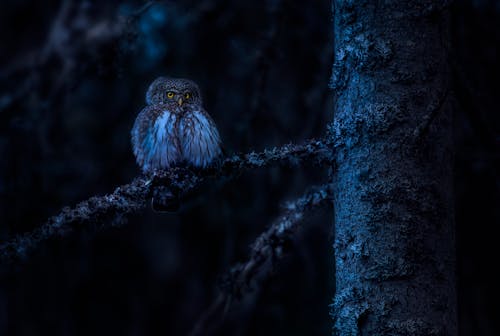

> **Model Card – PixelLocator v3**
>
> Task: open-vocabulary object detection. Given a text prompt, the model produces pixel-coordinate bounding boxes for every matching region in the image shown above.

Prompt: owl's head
[146,77,202,108]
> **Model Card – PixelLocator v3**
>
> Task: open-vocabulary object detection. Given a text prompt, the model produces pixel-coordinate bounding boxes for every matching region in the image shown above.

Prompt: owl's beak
[177,98,184,106]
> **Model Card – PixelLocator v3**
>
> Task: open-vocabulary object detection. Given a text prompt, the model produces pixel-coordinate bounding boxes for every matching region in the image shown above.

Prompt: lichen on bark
[330,1,457,335]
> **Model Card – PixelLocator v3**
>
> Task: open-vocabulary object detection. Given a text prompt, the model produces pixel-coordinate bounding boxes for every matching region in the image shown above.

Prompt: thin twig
[411,86,450,141]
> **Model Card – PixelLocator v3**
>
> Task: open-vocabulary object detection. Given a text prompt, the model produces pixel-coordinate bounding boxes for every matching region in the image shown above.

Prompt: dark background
[0,0,497,335]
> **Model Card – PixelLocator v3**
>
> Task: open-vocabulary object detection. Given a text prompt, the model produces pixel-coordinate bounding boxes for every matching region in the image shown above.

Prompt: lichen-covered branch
[189,183,333,336]
[0,138,333,265]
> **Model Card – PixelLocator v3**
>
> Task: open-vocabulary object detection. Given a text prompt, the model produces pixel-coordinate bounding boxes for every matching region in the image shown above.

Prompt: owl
[131,77,222,173]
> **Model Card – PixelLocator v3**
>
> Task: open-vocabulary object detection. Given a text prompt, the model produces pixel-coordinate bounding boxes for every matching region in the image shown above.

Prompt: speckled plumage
[131,77,222,172]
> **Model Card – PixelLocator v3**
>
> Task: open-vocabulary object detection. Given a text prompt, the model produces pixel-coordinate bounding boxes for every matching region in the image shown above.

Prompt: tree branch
[0,138,333,265]
[189,183,333,336]
[0,1,157,113]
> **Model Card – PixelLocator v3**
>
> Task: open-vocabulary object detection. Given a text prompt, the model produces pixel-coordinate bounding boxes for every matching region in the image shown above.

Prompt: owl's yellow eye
[184,92,191,99]
[166,92,175,99]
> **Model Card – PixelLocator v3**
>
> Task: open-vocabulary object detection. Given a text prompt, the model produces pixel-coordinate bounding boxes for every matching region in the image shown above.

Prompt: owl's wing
[131,105,180,172]
[180,109,222,168]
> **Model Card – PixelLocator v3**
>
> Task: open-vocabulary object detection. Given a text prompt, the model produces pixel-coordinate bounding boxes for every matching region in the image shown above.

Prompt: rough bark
[330,1,457,335]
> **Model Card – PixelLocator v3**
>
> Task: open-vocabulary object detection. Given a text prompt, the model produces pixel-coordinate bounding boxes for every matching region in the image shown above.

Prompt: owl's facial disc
[164,90,180,105]
[145,77,202,105]
[164,90,194,107]
[179,91,194,106]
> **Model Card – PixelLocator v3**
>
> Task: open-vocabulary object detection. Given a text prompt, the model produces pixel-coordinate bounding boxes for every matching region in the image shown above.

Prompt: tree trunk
[330,1,457,335]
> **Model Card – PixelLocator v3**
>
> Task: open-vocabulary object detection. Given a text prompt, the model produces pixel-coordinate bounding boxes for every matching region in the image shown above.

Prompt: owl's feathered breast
[180,109,222,167]
[131,104,181,172]
[131,104,221,172]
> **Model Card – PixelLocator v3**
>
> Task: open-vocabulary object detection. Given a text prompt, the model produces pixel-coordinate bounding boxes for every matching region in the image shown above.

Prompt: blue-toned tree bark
[330,1,457,335]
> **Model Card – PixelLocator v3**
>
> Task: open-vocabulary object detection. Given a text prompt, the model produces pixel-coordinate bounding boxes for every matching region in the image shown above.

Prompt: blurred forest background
[0,0,498,335]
